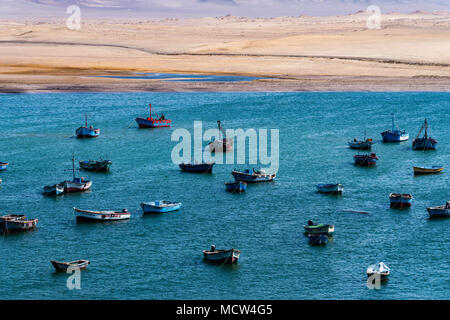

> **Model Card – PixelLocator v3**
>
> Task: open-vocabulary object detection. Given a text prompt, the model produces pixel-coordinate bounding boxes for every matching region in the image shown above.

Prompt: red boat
[135,104,171,128]
[354,153,378,166]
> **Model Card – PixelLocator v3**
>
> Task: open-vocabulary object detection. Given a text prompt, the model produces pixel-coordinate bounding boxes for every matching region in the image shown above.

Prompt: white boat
[366,262,390,280]
[74,208,131,222]
[64,178,92,193]
[140,201,182,213]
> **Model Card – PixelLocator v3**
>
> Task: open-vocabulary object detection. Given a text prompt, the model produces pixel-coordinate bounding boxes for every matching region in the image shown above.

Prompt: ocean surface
[0,92,448,300]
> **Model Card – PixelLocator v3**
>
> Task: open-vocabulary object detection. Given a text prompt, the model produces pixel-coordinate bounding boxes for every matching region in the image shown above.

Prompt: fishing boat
[427,202,450,218]
[179,162,215,173]
[381,113,409,142]
[354,153,378,166]
[225,181,247,193]
[43,183,65,196]
[0,162,9,171]
[50,260,90,272]
[231,169,276,183]
[74,207,131,222]
[413,166,444,175]
[75,114,100,138]
[303,220,334,236]
[316,183,343,194]
[348,138,374,150]
[79,160,112,172]
[367,262,390,281]
[135,103,171,128]
[208,120,233,152]
[63,156,92,193]
[0,214,38,233]
[389,193,413,208]
[412,119,437,150]
[307,234,328,245]
[140,201,182,213]
[202,245,240,264]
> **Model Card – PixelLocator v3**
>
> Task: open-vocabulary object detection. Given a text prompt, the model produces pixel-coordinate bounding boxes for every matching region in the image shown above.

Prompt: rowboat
[76,114,100,138]
[135,103,171,128]
[427,202,450,218]
[79,160,112,172]
[354,153,378,166]
[0,162,8,171]
[348,138,374,150]
[381,113,409,142]
[389,193,413,208]
[304,221,334,236]
[203,245,240,264]
[307,234,328,245]
[367,262,390,281]
[43,183,65,196]
[225,181,247,193]
[63,156,92,193]
[231,169,276,183]
[74,207,131,222]
[413,166,443,175]
[51,260,90,272]
[316,183,343,194]
[179,162,215,173]
[412,119,437,150]
[140,201,182,213]
[0,214,38,233]
[208,120,233,152]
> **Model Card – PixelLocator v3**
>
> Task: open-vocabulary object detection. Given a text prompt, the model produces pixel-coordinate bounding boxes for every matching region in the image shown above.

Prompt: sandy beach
[0,12,449,92]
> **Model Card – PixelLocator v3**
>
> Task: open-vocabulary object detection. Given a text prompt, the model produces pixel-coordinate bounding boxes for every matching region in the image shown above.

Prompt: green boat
[304,221,334,236]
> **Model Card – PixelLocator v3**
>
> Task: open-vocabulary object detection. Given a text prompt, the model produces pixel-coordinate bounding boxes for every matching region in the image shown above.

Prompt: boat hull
[427,206,450,218]
[225,181,247,192]
[0,216,37,233]
[179,163,214,173]
[0,162,8,171]
[413,166,443,175]
[308,234,328,245]
[389,194,413,208]
[51,260,90,271]
[74,208,131,222]
[316,184,343,194]
[79,160,112,172]
[412,138,437,150]
[136,117,171,128]
[354,154,378,166]
[381,130,409,142]
[203,249,240,264]
[43,184,65,196]
[231,171,276,183]
[140,202,182,213]
[64,179,92,193]
[76,127,100,138]
[304,224,334,236]
[348,140,374,150]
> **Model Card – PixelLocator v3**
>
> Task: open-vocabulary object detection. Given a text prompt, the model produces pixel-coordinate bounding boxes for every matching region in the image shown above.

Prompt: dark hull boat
[136,104,171,128]
[354,153,378,166]
[179,162,214,173]
[413,166,443,175]
[232,169,276,183]
[316,183,343,194]
[79,160,112,172]
[0,214,38,233]
[225,181,247,193]
[76,114,99,138]
[412,119,437,150]
[304,222,334,236]
[51,260,90,271]
[203,246,240,264]
[427,202,450,218]
[307,234,328,245]
[381,113,408,143]
[0,162,8,171]
[43,183,64,196]
[389,193,413,208]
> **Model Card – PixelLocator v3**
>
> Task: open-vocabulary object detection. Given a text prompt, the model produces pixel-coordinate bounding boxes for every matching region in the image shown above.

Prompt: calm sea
[0,92,448,299]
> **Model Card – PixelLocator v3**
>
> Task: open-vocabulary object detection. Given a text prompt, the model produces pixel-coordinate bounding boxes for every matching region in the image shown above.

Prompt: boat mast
[72,155,75,180]
[217,120,227,140]
[424,118,428,138]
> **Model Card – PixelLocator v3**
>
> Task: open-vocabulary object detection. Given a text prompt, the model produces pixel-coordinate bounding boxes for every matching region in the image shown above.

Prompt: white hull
[74,208,130,221]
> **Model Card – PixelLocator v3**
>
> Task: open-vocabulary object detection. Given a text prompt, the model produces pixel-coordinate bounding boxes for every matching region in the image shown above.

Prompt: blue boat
[225,181,247,193]
[307,234,328,245]
[412,119,437,150]
[76,114,100,138]
[140,201,182,214]
[427,202,450,218]
[381,113,409,142]
[316,183,343,194]
[389,193,413,208]
[0,162,8,171]
[135,104,171,128]
[231,169,276,183]
[179,162,215,173]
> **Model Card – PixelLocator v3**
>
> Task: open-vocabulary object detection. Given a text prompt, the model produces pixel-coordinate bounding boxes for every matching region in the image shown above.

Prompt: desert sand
[0,12,449,92]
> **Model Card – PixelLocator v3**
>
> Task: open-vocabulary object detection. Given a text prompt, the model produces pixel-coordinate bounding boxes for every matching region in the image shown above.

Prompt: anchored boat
[231,169,276,183]
[51,260,90,271]
[43,183,65,196]
[0,162,8,171]
[427,202,450,218]
[76,114,100,138]
[412,119,437,150]
[381,113,409,142]
[225,181,247,193]
[63,156,92,193]
[316,183,343,194]
[0,214,38,233]
[179,162,214,173]
[140,201,182,213]
[348,131,374,150]
[304,220,334,236]
[203,245,240,264]
[74,208,131,222]
[208,120,233,152]
[354,153,378,166]
[413,166,443,175]
[389,193,413,208]
[79,160,112,172]
[367,262,390,281]
[135,104,171,128]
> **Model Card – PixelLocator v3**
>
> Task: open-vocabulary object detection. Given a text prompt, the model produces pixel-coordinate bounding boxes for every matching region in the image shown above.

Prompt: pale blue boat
[140,201,182,214]
[0,162,8,171]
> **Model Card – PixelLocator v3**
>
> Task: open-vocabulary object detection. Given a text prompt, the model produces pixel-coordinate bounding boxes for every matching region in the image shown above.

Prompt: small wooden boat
[232,169,276,183]
[63,157,92,193]
[43,183,65,196]
[208,120,233,152]
[225,181,247,193]
[412,119,437,150]
[179,162,214,173]
[76,114,100,138]
[389,193,413,208]
[381,113,409,142]
[348,138,374,150]
[140,201,182,213]
[413,166,443,175]
[79,160,112,172]
[427,202,450,218]
[135,104,171,128]
[0,214,38,233]
[74,208,131,222]
[51,260,90,272]
[0,162,9,171]
[307,234,328,245]
[203,245,240,264]
[316,183,343,194]
[354,153,378,166]
[303,221,334,236]
[367,262,390,281]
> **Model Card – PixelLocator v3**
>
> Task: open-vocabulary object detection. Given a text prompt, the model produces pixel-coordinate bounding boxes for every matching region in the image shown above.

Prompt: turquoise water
[0,92,449,300]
